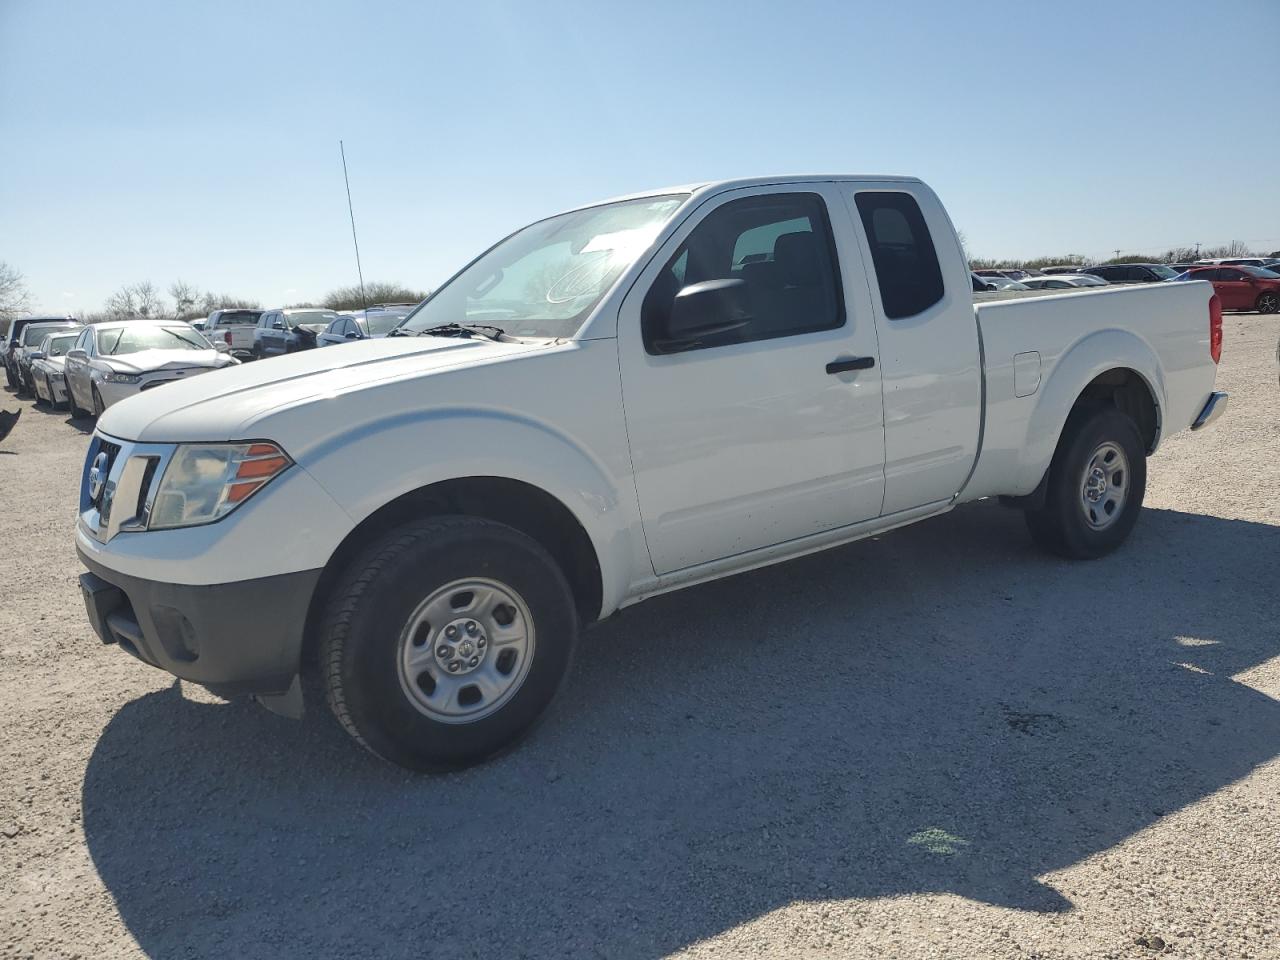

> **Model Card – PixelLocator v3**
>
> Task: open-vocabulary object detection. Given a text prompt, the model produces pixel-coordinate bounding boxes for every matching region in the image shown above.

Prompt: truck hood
[96,335,547,443]
[101,349,229,374]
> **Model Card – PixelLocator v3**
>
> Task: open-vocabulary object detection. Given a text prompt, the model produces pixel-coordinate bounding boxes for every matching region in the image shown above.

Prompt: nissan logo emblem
[88,451,109,502]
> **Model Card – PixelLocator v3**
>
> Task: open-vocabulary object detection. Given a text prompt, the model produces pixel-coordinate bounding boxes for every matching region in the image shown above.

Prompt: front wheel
[1025,408,1147,559]
[320,515,578,771]
[1256,291,1279,314]
[92,386,106,417]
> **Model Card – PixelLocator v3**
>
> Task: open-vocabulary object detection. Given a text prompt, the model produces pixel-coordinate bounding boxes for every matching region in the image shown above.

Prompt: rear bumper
[1191,391,1228,430]
[78,548,321,697]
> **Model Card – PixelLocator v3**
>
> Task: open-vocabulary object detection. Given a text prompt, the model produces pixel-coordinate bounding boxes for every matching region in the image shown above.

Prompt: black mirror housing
[657,279,752,353]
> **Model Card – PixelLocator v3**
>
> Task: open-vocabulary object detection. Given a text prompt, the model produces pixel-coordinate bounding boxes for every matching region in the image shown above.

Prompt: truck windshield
[399,194,687,340]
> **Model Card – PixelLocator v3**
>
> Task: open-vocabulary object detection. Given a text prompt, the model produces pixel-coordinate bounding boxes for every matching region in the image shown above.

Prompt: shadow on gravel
[82,502,1280,958]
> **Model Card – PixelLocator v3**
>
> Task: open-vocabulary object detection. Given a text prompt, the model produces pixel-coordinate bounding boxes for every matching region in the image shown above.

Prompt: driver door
[618,185,886,576]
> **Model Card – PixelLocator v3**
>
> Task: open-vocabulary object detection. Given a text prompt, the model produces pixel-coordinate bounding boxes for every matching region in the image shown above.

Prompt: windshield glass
[1149,265,1179,280]
[101,325,208,355]
[399,194,687,339]
[286,311,337,328]
[43,334,80,357]
[23,324,71,346]
[216,310,262,326]
[365,311,407,335]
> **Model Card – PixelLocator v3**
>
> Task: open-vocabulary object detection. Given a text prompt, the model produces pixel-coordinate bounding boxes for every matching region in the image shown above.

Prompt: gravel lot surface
[1,316,1277,960]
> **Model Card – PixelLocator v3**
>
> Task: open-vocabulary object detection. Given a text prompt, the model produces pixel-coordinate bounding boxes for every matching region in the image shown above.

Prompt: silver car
[29,331,84,408]
[63,320,239,417]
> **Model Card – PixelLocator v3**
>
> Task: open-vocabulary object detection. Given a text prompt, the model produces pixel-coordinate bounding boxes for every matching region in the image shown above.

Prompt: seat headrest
[774,231,821,285]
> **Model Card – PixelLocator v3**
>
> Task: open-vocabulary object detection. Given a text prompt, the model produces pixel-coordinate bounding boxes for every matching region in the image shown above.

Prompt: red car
[1182,265,1280,314]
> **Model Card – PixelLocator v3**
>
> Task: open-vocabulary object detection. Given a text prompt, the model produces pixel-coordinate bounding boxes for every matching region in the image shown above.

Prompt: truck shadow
[81,503,1280,958]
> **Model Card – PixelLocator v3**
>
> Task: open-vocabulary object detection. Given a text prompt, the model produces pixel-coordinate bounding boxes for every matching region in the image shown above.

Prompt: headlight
[102,371,141,384]
[149,442,292,529]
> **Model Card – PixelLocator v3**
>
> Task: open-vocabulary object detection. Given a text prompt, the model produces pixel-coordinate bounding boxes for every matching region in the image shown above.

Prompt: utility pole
[1194,242,1201,257]
[1113,249,1121,260]
[339,140,368,310]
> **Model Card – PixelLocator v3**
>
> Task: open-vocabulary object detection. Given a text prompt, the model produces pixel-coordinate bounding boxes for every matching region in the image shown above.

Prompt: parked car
[204,309,264,359]
[1082,263,1181,284]
[316,307,412,346]
[1195,258,1279,269]
[1022,276,1096,290]
[189,317,209,332]
[970,272,997,292]
[974,268,1031,281]
[13,319,82,397]
[1180,266,1280,314]
[985,276,1031,291]
[4,315,77,389]
[75,174,1225,771]
[1051,274,1109,287]
[63,320,239,417]
[1040,265,1087,275]
[29,331,84,408]
[253,308,340,357]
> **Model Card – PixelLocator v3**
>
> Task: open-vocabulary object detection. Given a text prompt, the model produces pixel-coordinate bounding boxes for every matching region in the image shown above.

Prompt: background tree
[103,280,165,319]
[321,281,430,312]
[168,279,200,320]
[0,261,33,324]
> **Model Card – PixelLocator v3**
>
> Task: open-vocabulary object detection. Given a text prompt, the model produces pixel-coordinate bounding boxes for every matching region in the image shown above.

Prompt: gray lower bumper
[78,548,321,699]
[1191,391,1228,430]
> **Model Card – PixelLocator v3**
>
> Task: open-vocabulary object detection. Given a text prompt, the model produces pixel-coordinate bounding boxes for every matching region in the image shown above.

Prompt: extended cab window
[855,192,944,319]
[642,192,843,354]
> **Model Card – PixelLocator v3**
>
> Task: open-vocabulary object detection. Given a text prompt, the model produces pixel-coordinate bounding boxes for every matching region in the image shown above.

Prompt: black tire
[3,362,15,389]
[32,373,47,406]
[320,515,578,771]
[1256,291,1279,314]
[65,377,87,418]
[1025,407,1147,559]
[92,386,106,418]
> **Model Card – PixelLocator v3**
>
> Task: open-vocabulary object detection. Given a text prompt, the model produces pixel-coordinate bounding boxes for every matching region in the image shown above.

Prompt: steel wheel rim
[1080,441,1128,530]
[1260,293,1278,313]
[396,577,535,724]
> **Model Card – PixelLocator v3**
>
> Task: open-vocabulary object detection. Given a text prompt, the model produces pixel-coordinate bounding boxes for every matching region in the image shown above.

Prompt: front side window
[641,192,843,353]
[44,334,79,357]
[1219,269,1247,281]
[854,191,944,319]
[399,195,687,340]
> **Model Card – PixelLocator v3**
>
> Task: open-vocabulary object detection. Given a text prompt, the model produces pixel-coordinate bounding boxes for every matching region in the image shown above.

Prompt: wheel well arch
[1069,367,1160,453]
[301,476,603,671]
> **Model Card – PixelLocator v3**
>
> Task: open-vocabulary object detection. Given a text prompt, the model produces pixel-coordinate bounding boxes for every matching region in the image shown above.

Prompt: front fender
[1016,329,1165,493]
[299,406,637,616]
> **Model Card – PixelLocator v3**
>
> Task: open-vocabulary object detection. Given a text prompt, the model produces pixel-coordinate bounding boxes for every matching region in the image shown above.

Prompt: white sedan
[30,330,85,408]
[63,320,239,417]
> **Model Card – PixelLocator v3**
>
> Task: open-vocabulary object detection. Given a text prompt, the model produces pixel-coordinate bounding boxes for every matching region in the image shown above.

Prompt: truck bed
[962,280,1218,502]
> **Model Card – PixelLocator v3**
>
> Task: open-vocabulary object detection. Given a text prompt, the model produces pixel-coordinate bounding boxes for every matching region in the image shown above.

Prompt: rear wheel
[320,515,578,771]
[1256,291,1279,314]
[1025,408,1147,559]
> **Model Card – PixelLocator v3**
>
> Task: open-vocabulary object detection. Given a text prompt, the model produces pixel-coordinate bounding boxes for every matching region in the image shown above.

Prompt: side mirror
[66,349,86,360]
[655,279,752,353]
[28,351,45,360]
[984,282,997,292]
[344,332,358,340]
[272,320,284,330]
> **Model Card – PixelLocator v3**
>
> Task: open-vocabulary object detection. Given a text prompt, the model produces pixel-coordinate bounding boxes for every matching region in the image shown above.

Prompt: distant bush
[321,282,430,312]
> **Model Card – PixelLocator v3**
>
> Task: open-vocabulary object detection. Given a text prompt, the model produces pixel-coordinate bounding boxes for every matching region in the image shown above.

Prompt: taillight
[1208,293,1222,364]
[224,330,233,345]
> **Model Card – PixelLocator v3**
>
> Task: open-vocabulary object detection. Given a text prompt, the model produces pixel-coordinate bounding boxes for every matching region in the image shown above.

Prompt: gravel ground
[1,316,1277,960]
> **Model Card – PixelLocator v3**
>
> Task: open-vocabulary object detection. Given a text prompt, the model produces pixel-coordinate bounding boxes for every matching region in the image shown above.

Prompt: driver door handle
[825,356,876,375]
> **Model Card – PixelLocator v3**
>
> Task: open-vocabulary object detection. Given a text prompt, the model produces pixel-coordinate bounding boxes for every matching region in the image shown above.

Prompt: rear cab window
[854,191,944,319]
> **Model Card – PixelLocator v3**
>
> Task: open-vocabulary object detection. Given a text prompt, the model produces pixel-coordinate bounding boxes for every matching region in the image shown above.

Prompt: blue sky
[3,0,1278,314]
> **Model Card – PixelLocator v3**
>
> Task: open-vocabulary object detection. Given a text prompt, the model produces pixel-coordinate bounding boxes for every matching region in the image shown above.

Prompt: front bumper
[1191,391,1228,430]
[78,548,321,698]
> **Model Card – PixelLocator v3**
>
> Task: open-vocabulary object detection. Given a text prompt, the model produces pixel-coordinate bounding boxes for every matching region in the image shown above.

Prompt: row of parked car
[0,301,426,418]
[191,302,419,360]
[971,257,1280,313]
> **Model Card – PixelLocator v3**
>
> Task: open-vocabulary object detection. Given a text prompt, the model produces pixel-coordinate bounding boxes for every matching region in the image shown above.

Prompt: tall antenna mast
[339,140,367,309]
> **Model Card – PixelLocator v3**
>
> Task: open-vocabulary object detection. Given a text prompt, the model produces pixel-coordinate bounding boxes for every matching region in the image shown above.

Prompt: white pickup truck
[76,175,1227,771]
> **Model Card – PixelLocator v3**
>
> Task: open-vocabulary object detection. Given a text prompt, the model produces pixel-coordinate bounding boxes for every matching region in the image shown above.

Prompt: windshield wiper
[407,323,509,342]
